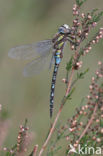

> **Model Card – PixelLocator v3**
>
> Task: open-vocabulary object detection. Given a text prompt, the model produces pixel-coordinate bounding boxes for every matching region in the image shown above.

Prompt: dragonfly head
[58,24,71,34]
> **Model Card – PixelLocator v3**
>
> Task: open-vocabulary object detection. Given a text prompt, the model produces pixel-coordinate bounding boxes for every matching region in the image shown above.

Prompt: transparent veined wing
[8,40,53,60]
[23,53,51,76]
[49,54,55,69]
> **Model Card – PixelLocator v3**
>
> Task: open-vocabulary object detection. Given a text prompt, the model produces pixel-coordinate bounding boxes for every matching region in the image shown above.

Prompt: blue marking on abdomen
[50,42,63,117]
[55,57,61,64]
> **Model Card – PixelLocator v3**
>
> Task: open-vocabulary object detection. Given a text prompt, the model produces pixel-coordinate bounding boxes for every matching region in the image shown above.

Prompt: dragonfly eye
[58,27,65,34]
[58,24,70,34]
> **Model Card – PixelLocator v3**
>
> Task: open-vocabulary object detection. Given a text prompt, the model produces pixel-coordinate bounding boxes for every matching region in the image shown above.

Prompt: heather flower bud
[81,13,85,18]
[92,40,96,44]
[100,128,103,134]
[87,15,92,20]
[92,22,97,27]
[96,138,101,143]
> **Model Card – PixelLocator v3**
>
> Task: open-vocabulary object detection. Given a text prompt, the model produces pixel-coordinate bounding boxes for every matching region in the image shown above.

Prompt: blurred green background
[0,0,103,155]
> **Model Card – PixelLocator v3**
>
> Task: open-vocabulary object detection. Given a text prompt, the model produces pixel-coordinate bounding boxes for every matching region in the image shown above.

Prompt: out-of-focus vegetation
[0,0,103,155]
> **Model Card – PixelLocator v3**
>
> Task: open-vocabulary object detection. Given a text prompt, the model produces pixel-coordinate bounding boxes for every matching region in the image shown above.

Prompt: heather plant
[46,62,103,156]
[1,0,103,156]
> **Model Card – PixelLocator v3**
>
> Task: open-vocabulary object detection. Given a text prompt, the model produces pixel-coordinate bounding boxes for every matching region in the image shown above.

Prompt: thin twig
[65,68,75,97]
[38,104,63,156]
[29,145,38,156]
[33,145,38,156]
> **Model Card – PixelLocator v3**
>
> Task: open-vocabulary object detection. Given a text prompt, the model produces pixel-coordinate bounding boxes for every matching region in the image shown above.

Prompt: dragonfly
[8,24,72,117]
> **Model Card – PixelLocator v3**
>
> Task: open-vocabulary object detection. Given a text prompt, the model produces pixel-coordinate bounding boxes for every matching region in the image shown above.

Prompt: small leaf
[101,83,103,87]
[29,151,34,156]
[93,11,103,22]
[5,152,11,156]
[67,87,75,99]
[11,144,17,151]
[0,109,9,120]
[5,151,15,156]
[24,118,28,128]
[91,9,98,16]
[66,56,73,72]
[76,0,87,7]
[77,68,89,79]
[88,10,103,24]
[100,119,103,127]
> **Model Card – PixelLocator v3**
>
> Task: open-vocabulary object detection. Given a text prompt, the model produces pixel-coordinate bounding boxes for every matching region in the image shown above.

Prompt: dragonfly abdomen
[50,49,62,117]
[50,63,59,117]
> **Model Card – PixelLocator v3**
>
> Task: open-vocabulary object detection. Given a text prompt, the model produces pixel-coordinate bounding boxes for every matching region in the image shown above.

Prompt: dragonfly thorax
[58,24,70,34]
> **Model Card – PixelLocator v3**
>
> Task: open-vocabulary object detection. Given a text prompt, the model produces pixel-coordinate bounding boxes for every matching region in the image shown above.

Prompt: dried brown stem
[38,104,63,156]
[33,145,38,156]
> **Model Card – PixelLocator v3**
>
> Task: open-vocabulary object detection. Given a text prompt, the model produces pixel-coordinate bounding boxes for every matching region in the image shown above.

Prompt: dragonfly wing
[49,54,55,69]
[8,40,52,60]
[23,54,51,76]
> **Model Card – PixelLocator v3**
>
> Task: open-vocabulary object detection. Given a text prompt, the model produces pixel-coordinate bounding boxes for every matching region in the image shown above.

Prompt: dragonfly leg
[67,38,79,46]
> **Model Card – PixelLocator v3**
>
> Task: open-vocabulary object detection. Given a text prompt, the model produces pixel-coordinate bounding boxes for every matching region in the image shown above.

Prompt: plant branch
[77,102,98,143]
[33,145,38,156]
[65,68,75,97]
